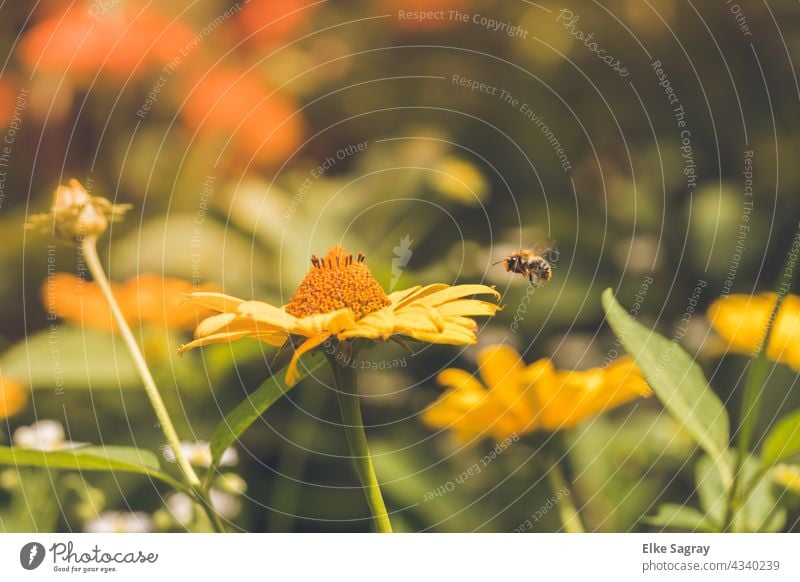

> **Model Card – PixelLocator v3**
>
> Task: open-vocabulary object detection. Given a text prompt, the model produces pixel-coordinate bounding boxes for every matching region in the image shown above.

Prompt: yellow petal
[251,332,291,347]
[386,286,422,305]
[437,368,487,394]
[547,358,650,430]
[183,292,246,312]
[339,307,395,341]
[437,299,502,318]
[477,345,532,422]
[178,331,254,354]
[392,284,451,309]
[400,326,477,345]
[521,358,556,430]
[425,369,522,439]
[707,293,772,353]
[238,301,298,330]
[0,375,27,419]
[194,312,238,338]
[416,284,500,307]
[291,308,357,336]
[285,333,330,386]
[769,297,800,369]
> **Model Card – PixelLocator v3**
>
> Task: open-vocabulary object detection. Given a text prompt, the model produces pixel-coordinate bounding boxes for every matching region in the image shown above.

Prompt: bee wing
[530,238,557,255]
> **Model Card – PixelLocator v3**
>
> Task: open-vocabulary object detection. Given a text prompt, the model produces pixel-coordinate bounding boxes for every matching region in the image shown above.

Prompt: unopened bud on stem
[26,179,132,242]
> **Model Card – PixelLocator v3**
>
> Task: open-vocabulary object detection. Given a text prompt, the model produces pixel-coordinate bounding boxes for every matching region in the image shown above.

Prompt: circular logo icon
[20,542,46,570]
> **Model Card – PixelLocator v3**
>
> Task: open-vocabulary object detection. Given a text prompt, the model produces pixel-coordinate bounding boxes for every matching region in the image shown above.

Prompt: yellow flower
[0,371,27,420]
[179,244,501,385]
[772,464,800,494]
[707,293,800,372]
[422,345,652,442]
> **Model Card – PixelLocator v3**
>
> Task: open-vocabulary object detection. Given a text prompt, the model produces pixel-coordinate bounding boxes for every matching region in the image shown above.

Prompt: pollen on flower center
[285,244,391,320]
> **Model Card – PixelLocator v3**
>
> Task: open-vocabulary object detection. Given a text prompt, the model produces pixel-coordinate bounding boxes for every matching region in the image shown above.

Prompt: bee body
[495,240,556,286]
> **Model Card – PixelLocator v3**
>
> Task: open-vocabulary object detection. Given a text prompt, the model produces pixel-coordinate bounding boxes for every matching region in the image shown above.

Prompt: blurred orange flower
[42,273,215,331]
[235,0,317,50]
[0,370,27,420]
[0,78,13,127]
[19,4,195,81]
[181,67,304,166]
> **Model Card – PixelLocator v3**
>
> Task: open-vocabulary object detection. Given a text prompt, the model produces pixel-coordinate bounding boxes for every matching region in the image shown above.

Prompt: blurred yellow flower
[0,371,27,420]
[428,156,489,206]
[772,464,800,494]
[707,293,800,372]
[422,345,651,442]
[179,244,500,386]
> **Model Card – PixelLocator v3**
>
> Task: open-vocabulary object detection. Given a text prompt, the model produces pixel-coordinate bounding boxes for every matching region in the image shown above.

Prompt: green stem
[544,453,585,533]
[723,241,797,531]
[327,352,392,533]
[80,236,224,532]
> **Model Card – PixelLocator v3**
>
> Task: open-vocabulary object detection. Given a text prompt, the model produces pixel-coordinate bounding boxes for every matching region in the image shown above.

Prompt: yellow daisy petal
[183,292,246,312]
[386,286,422,305]
[178,331,253,354]
[194,312,238,338]
[392,284,450,309]
[412,284,500,307]
[422,346,651,443]
[437,299,502,318]
[708,293,800,371]
[477,344,532,423]
[286,333,330,387]
[0,374,28,420]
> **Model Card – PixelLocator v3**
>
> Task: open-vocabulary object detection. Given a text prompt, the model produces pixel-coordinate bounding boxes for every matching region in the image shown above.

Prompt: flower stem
[80,236,224,532]
[545,450,584,533]
[326,352,392,533]
[723,242,797,532]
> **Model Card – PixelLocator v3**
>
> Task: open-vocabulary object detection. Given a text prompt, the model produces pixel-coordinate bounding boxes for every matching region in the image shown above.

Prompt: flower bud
[26,179,131,243]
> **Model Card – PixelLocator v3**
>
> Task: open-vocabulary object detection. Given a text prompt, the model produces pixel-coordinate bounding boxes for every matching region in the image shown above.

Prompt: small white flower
[13,420,83,451]
[166,492,195,527]
[85,511,153,533]
[209,489,241,519]
[166,488,240,527]
[162,441,237,468]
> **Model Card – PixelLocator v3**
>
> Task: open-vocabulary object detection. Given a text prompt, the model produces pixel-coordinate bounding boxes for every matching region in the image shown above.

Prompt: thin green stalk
[544,452,584,533]
[327,352,392,533]
[724,238,797,531]
[81,236,224,532]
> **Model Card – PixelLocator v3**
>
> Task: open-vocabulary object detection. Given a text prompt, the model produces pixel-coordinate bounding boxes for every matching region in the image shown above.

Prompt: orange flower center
[285,244,391,320]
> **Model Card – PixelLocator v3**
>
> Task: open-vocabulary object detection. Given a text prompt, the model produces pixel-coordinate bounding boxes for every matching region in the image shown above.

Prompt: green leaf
[645,504,718,532]
[696,455,727,527]
[736,466,787,532]
[730,453,786,532]
[762,409,800,466]
[0,446,185,492]
[0,326,139,390]
[602,288,731,482]
[209,352,326,465]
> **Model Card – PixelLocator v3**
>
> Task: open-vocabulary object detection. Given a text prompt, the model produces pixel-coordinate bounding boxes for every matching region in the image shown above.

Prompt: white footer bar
[1,533,798,581]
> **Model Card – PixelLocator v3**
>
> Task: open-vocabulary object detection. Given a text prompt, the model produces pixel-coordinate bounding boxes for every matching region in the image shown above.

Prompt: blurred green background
[0,0,798,532]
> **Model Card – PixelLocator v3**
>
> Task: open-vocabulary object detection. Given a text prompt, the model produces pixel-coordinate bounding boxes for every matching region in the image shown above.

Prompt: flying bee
[493,240,556,286]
